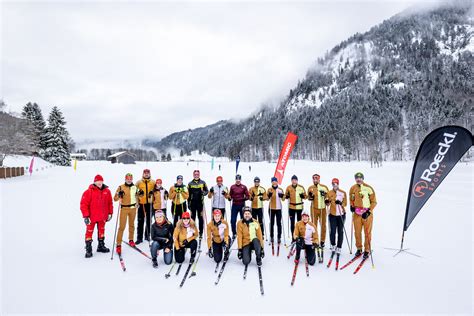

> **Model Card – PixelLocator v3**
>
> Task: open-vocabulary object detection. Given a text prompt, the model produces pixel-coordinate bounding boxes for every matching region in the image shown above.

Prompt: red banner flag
[274,132,298,184]
[29,156,35,175]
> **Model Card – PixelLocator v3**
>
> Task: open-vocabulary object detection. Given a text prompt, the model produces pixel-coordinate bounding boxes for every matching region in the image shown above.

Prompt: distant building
[70,153,87,161]
[107,151,136,164]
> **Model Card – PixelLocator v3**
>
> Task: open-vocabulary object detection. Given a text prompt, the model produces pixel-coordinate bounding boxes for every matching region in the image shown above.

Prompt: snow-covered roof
[70,153,87,158]
[107,151,129,158]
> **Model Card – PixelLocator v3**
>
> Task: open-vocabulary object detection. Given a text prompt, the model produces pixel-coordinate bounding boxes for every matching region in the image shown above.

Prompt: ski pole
[341,215,352,254]
[267,207,271,242]
[172,193,177,225]
[165,262,176,278]
[338,204,352,254]
[140,203,146,242]
[287,209,291,240]
[369,241,375,269]
[111,201,121,260]
[148,193,154,248]
[281,210,287,247]
[351,211,354,253]
[224,187,228,222]
[304,245,309,277]
[262,205,267,242]
[366,218,375,269]
[322,205,328,247]
[200,201,207,247]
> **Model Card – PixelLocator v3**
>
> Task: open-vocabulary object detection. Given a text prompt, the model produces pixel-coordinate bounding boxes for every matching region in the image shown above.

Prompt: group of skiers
[80,169,376,272]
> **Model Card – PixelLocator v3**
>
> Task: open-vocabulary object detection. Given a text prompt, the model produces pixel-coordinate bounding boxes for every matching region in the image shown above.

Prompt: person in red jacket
[228,174,249,240]
[80,174,113,258]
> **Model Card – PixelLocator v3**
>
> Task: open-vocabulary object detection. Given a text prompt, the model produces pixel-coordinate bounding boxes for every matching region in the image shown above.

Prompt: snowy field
[1,159,472,314]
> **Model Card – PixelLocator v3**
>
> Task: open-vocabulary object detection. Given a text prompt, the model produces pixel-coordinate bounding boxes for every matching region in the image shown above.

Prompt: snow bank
[2,155,54,171]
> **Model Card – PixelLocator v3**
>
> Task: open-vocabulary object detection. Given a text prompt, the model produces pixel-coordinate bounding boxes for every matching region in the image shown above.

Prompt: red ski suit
[80,184,113,240]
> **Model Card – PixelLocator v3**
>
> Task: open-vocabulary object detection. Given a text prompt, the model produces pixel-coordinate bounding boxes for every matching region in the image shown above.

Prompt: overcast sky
[2,0,435,142]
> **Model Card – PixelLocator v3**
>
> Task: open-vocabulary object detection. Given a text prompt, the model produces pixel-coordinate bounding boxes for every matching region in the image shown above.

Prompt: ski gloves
[362,210,371,219]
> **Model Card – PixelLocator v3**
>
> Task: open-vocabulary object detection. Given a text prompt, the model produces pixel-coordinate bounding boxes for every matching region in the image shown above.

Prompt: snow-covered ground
[1,160,472,314]
[2,155,53,171]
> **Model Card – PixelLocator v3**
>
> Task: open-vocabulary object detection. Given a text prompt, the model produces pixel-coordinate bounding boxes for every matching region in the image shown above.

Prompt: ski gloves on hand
[296,237,305,248]
[84,215,111,224]
[362,210,371,219]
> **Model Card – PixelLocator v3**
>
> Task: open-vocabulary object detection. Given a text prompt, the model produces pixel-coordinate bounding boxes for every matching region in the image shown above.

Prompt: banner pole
[400,230,405,251]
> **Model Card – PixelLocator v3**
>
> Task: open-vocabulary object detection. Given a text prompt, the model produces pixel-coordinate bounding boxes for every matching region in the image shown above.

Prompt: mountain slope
[149,2,473,162]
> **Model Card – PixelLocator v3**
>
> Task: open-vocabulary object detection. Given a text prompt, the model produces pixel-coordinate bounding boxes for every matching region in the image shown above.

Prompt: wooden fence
[0,167,25,179]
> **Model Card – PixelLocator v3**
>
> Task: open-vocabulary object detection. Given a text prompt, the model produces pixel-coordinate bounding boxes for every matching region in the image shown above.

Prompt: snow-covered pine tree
[43,106,71,166]
[21,102,46,155]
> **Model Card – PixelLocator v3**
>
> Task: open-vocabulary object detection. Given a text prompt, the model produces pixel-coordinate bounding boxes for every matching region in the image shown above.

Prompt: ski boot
[116,245,122,255]
[336,247,342,254]
[85,240,93,258]
[363,251,369,259]
[354,249,362,257]
[97,238,110,253]
[136,239,143,245]
[256,253,263,267]
[190,249,197,263]
[129,240,136,247]
[152,258,158,268]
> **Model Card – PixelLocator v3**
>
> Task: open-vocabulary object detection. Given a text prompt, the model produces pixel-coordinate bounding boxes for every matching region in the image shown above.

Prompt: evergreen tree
[43,106,71,166]
[21,102,46,154]
[0,99,6,112]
